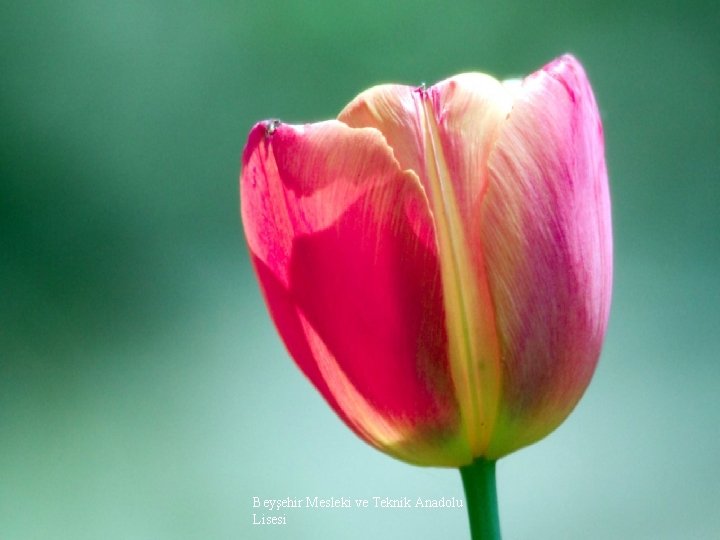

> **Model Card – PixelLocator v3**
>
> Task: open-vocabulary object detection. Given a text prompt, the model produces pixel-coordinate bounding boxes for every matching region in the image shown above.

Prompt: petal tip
[544,53,590,86]
[527,54,595,110]
[241,120,287,166]
[542,53,582,74]
[241,122,268,166]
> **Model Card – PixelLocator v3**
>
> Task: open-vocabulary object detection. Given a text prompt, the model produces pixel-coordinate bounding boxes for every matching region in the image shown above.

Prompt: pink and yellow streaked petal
[338,84,425,180]
[483,55,612,457]
[340,75,515,457]
[426,73,513,222]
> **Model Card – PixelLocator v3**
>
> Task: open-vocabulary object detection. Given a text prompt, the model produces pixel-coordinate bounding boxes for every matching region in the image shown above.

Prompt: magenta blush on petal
[241,120,467,464]
[483,55,612,457]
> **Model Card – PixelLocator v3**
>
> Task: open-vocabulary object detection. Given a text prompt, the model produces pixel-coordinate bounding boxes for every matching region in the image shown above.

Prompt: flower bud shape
[240,55,612,466]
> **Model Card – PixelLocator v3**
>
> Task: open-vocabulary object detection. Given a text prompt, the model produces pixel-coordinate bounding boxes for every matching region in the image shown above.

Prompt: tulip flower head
[241,55,612,468]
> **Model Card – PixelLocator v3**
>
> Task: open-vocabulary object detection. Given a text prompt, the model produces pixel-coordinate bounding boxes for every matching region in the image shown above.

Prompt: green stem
[460,458,501,540]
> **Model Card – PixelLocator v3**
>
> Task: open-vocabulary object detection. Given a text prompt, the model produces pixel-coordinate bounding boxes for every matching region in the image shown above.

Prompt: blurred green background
[2,1,718,538]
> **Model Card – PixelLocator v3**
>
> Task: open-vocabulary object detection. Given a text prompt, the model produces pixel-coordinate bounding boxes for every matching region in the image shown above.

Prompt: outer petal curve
[483,55,613,457]
[241,120,469,465]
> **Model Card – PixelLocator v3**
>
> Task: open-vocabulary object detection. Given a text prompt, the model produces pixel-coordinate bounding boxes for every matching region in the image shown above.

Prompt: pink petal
[241,120,468,465]
[483,55,613,457]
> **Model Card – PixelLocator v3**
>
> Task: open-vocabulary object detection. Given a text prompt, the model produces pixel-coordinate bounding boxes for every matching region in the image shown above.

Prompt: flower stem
[460,458,501,540]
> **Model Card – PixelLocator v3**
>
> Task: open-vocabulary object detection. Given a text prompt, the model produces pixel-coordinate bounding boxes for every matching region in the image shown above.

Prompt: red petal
[241,120,467,464]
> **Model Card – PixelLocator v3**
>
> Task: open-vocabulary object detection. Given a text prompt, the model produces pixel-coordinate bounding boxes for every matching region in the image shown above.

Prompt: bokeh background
[2,1,718,539]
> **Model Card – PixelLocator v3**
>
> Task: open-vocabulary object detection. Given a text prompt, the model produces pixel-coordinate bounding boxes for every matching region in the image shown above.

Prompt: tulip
[240,54,611,539]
